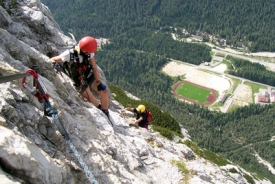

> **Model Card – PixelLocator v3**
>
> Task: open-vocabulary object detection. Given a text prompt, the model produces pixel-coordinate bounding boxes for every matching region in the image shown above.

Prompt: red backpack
[145,109,152,123]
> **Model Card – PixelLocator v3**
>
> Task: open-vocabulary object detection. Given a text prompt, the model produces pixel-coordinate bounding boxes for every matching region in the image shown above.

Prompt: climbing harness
[62,47,92,88]
[21,67,98,184]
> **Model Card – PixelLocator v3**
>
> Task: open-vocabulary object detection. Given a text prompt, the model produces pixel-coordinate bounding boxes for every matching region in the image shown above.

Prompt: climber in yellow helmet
[124,104,148,129]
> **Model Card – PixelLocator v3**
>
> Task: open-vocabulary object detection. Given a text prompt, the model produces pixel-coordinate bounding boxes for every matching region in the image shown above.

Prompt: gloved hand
[53,63,62,73]
[97,83,107,91]
[52,62,56,68]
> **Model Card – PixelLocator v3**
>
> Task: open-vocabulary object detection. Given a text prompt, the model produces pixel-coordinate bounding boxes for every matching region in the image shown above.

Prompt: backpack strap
[67,49,94,88]
[63,61,72,77]
[70,49,79,63]
[82,53,91,67]
[70,49,91,70]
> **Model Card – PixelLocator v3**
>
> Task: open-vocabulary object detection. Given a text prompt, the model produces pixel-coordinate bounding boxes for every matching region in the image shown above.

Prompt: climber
[50,36,110,118]
[124,104,149,129]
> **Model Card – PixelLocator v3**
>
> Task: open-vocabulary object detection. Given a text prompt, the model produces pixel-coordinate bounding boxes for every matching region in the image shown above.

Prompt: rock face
[0,1,272,184]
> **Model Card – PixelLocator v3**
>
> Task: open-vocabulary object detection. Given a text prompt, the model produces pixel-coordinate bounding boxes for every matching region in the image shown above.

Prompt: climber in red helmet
[50,36,110,118]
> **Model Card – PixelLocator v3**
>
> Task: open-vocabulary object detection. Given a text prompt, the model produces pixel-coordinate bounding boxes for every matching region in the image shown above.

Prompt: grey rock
[0,0,271,184]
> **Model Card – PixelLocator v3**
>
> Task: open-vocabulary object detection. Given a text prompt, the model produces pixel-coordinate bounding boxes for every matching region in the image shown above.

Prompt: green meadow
[176,83,211,103]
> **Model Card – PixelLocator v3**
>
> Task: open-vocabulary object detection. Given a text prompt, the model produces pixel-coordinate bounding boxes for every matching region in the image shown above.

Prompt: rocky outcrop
[0,0,272,183]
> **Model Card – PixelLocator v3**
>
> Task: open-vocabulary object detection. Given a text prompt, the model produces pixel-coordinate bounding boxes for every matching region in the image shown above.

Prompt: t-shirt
[59,49,95,63]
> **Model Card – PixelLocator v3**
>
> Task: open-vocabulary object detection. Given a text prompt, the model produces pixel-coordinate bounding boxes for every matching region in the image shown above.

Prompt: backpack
[145,109,152,123]
[62,47,92,87]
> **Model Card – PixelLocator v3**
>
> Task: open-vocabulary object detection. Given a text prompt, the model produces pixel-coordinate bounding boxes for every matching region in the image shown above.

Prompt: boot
[102,109,109,119]
[97,104,102,110]
[102,109,113,126]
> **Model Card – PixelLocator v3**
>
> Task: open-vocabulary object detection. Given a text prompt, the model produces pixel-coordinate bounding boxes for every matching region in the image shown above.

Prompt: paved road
[198,48,275,112]
[212,48,275,72]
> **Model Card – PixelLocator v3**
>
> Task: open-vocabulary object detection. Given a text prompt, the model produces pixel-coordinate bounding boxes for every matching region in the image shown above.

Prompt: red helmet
[78,36,97,54]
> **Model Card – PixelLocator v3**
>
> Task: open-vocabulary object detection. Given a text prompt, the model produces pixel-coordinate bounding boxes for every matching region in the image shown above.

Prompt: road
[212,48,275,72]
[198,47,275,112]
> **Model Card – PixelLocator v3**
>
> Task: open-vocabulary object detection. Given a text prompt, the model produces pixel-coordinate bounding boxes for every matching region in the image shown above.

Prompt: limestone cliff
[0,0,272,183]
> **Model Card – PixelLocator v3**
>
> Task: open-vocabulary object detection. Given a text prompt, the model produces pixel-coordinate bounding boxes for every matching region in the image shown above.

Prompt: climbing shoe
[97,104,102,110]
[102,109,109,118]
[102,109,113,126]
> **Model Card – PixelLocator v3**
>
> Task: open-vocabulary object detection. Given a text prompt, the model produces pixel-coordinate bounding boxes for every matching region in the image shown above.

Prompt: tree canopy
[42,0,275,52]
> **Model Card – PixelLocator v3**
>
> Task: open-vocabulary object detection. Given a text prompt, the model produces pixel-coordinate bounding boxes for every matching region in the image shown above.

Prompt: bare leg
[91,81,109,110]
[80,87,100,107]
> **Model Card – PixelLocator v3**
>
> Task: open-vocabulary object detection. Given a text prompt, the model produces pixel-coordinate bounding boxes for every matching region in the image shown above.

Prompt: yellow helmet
[137,104,145,113]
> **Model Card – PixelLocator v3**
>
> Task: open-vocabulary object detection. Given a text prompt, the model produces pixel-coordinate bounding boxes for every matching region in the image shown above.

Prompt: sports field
[162,61,230,93]
[176,83,211,103]
[173,81,217,105]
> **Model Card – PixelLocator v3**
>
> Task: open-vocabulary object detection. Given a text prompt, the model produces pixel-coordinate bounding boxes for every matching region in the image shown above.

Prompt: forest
[41,0,275,182]
[42,0,275,52]
[227,56,275,86]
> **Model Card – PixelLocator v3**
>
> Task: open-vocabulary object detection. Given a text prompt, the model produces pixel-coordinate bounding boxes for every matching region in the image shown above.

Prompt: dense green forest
[41,0,275,182]
[226,56,275,86]
[42,0,275,52]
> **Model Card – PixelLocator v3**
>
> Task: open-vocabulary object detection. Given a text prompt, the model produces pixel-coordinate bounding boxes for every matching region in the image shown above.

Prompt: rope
[21,68,98,184]
[0,73,30,84]
[44,101,98,184]
[67,140,98,184]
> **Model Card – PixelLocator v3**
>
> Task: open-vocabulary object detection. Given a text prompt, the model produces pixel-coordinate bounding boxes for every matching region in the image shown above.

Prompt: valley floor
[162,53,274,112]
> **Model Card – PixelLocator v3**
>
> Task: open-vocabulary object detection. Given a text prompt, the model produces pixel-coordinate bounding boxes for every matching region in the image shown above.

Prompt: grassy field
[243,81,268,103]
[176,83,211,103]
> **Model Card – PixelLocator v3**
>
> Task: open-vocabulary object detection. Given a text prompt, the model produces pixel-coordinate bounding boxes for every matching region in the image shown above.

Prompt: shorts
[77,74,95,93]
[138,120,147,128]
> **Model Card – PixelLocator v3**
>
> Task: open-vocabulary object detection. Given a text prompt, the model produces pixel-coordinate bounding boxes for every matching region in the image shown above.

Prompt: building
[204,62,210,66]
[257,89,270,103]
[219,93,227,103]
[270,91,275,103]
[192,35,203,41]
